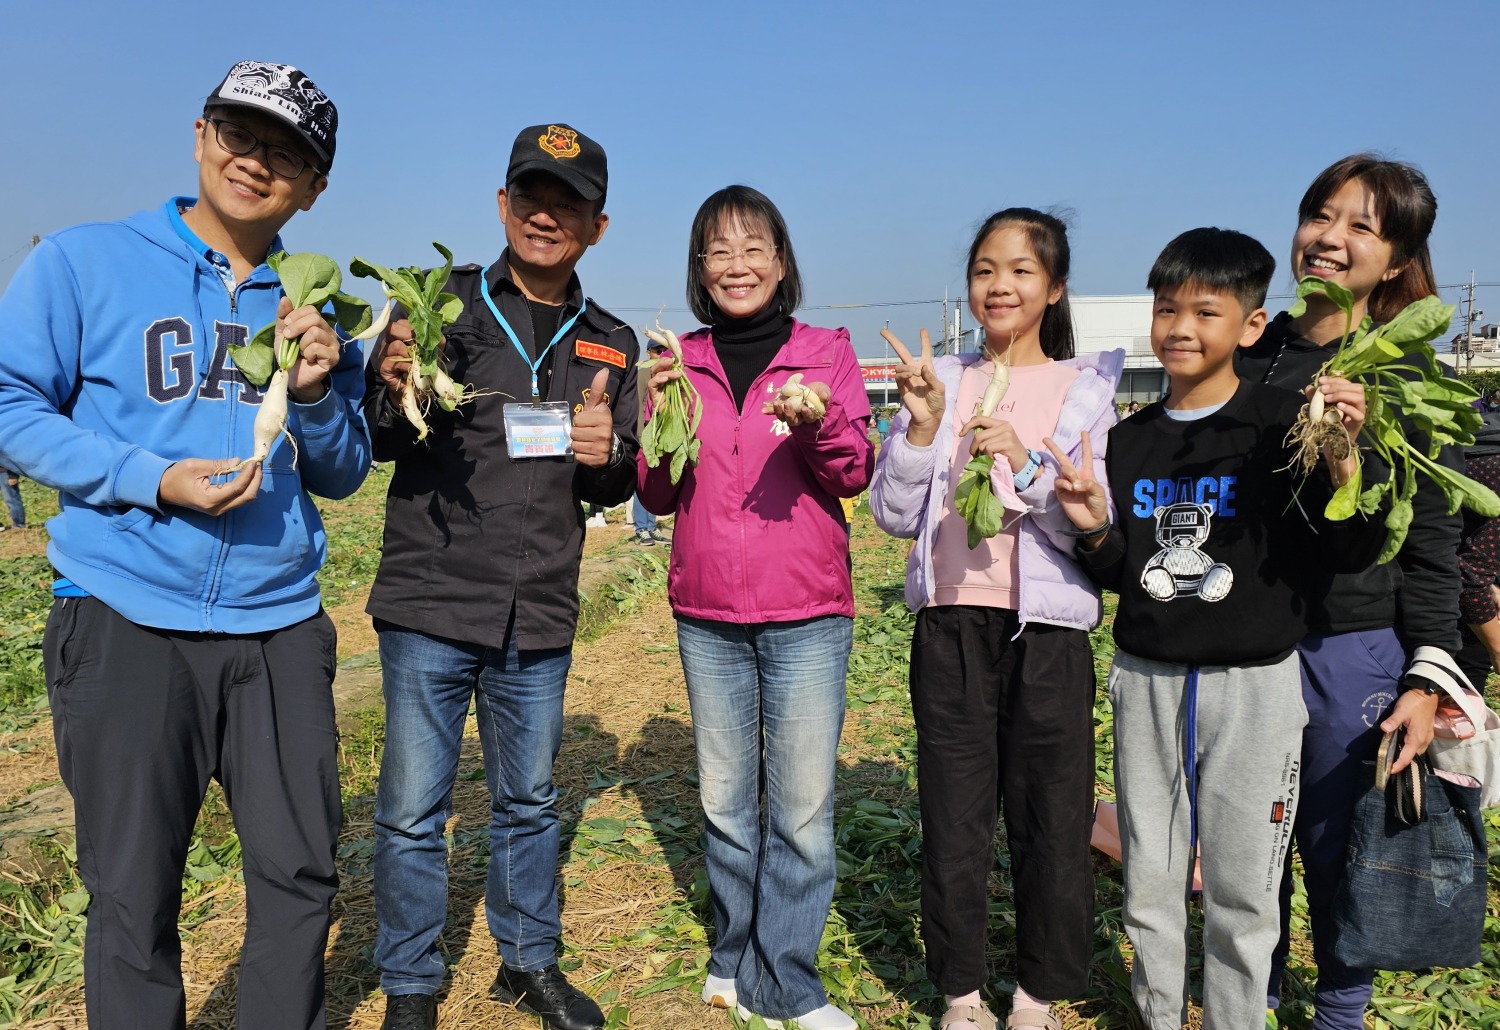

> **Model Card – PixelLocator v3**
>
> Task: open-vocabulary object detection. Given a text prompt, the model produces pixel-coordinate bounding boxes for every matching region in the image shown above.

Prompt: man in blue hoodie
[0,61,369,1030]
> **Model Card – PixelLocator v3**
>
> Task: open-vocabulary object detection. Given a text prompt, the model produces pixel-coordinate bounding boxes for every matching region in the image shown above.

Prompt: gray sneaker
[634,529,656,546]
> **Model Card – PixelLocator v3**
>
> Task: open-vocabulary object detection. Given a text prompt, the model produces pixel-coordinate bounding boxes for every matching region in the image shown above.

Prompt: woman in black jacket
[1236,153,1456,1030]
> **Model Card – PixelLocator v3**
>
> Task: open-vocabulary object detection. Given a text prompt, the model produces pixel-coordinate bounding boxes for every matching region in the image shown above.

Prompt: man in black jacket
[364,124,637,1030]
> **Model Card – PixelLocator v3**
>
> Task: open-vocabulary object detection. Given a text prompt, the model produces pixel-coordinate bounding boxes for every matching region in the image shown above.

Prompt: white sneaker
[736,1002,856,1030]
[702,975,736,1009]
[585,513,607,528]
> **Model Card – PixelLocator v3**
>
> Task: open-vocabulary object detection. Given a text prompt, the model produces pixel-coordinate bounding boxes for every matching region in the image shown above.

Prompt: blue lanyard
[479,264,586,401]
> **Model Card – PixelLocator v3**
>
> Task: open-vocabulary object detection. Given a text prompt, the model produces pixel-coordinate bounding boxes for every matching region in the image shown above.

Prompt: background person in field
[0,60,367,1030]
[363,124,637,1030]
[868,209,1121,1030]
[0,465,25,530]
[1235,155,1459,1030]
[636,185,873,1030]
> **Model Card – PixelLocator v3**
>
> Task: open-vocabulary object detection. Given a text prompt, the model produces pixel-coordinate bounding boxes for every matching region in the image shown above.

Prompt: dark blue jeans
[632,497,657,533]
[372,620,571,995]
[1269,628,1405,1030]
[1,475,25,527]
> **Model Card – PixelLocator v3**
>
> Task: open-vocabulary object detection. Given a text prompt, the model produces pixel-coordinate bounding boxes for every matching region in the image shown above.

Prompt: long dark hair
[1297,154,1437,321]
[686,185,804,325]
[967,207,1074,359]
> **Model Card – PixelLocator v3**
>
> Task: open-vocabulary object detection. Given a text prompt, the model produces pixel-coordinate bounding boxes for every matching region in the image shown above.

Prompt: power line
[0,241,34,268]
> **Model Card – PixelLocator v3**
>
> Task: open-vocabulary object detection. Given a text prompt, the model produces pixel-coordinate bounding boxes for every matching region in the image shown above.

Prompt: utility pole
[1460,272,1482,373]
[883,319,891,408]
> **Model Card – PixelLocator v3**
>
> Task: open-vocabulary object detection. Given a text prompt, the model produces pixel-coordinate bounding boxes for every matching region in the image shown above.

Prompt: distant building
[859,294,1161,407]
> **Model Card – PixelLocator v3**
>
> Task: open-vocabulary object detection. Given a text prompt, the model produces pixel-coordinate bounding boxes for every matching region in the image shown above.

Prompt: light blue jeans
[677,614,852,1020]
[372,620,571,996]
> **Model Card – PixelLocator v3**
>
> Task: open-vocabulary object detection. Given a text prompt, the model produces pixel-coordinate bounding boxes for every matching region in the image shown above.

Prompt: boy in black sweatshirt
[1044,229,1385,1030]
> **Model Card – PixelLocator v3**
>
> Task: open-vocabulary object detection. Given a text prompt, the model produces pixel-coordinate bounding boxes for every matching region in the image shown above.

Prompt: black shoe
[491,964,604,1030]
[633,528,656,546]
[381,992,437,1030]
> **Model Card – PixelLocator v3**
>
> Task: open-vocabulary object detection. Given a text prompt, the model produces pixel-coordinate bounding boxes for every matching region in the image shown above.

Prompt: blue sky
[2,0,1496,357]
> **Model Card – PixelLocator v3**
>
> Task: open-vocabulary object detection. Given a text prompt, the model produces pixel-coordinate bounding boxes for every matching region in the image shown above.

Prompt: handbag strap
[1408,645,1499,734]
[1376,726,1430,826]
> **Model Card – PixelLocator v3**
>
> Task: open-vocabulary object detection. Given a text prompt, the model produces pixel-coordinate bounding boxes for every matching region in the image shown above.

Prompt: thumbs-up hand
[572,367,617,468]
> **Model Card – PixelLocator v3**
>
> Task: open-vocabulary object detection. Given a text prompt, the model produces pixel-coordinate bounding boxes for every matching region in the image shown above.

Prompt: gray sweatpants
[1110,648,1307,1030]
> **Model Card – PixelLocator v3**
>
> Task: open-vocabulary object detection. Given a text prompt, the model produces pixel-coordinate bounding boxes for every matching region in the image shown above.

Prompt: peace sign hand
[881,328,945,447]
[1044,431,1110,546]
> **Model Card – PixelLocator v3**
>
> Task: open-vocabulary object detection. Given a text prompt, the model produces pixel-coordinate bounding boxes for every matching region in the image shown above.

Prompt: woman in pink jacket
[637,185,874,1030]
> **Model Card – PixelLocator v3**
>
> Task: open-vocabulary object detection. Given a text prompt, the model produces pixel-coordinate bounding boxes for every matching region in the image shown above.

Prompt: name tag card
[503,402,574,460]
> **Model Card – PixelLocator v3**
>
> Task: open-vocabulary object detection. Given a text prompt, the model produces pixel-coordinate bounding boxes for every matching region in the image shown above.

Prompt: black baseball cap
[205,60,338,171]
[506,124,607,202]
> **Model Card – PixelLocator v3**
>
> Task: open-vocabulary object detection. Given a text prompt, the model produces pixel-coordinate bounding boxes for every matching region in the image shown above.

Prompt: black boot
[491,964,605,1030]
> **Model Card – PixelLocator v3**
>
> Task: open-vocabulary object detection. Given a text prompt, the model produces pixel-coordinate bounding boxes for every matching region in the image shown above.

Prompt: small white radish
[977,332,1015,418]
[404,366,432,440]
[430,367,464,413]
[644,324,684,363]
[232,364,298,471]
[1308,388,1326,424]
[352,298,395,342]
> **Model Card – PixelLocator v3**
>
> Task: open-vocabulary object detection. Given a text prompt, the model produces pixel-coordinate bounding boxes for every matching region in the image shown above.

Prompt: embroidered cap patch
[538,125,582,160]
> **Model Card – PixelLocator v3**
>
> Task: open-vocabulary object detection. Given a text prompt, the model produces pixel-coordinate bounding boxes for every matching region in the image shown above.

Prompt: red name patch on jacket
[575,341,626,369]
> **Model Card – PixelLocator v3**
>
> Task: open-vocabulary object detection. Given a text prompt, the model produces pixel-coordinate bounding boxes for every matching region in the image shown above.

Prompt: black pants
[44,596,342,1030]
[909,605,1096,999]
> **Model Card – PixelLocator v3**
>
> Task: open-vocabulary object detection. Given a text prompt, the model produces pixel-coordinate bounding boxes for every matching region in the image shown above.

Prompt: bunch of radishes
[640,323,703,484]
[351,243,466,440]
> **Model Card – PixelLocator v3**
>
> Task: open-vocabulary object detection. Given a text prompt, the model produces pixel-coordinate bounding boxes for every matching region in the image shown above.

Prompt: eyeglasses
[700,244,778,273]
[206,118,320,179]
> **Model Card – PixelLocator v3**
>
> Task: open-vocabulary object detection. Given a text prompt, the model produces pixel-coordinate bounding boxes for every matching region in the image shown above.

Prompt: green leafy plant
[1286,276,1500,561]
[350,242,466,440]
[226,251,379,468]
[640,326,703,484]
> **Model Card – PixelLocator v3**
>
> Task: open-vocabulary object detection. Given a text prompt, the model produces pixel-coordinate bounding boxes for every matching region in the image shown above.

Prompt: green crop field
[0,472,1496,1028]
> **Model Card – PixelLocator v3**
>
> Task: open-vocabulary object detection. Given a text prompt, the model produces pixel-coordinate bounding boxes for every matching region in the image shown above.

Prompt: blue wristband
[1012,448,1044,490]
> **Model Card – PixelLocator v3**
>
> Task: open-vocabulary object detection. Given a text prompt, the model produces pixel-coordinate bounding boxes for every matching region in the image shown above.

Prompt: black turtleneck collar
[710,298,793,412]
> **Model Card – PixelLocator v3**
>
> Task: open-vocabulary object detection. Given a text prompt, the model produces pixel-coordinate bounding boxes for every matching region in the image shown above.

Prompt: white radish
[644,324,684,363]
[352,297,395,342]
[977,332,1015,418]
[231,365,298,471]
[431,368,461,412]
[403,366,432,440]
[1308,388,1326,424]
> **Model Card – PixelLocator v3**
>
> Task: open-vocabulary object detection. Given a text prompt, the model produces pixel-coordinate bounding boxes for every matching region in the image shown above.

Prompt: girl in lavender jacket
[637,186,873,1030]
[869,209,1121,1030]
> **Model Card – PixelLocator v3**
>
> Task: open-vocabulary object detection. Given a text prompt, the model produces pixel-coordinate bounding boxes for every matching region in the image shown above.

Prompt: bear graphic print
[1140,500,1234,602]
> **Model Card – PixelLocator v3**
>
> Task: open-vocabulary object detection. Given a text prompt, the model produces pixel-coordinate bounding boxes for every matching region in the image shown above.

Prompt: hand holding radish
[376,320,429,391]
[571,367,616,468]
[639,324,703,484]
[158,457,263,515]
[225,251,377,472]
[960,415,1029,472]
[881,328,945,446]
[1306,374,1366,488]
[644,352,683,408]
[1045,431,1110,546]
[277,297,342,403]
[764,374,831,426]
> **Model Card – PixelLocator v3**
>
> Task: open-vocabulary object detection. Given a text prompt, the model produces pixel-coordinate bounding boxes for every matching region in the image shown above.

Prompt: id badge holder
[503,401,574,460]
